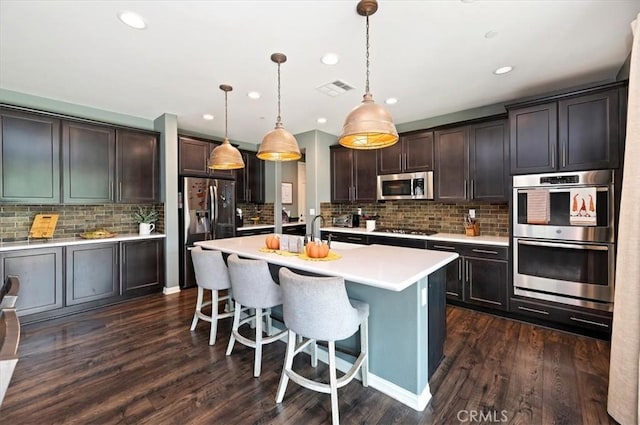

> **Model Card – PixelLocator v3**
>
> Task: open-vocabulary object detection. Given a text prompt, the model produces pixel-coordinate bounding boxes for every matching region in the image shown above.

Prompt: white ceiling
[1,1,638,145]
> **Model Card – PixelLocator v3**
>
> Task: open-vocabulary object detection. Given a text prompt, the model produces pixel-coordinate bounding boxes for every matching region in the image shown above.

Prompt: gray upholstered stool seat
[226,254,287,377]
[275,267,369,425]
[189,247,234,346]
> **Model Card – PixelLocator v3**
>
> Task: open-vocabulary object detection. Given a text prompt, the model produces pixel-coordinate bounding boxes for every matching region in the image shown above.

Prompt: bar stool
[275,267,369,425]
[189,247,234,345]
[226,254,287,377]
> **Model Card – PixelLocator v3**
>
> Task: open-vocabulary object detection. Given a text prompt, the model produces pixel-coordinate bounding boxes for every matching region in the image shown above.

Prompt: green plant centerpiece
[133,207,159,224]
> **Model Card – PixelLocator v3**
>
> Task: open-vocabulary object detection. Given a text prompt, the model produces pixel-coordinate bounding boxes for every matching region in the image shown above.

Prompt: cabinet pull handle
[517,306,549,315]
[562,145,567,168]
[446,291,459,297]
[119,181,122,200]
[470,179,474,199]
[471,248,499,255]
[110,181,113,200]
[347,236,362,241]
[458,259,462,280]
[569,316,609,328]
[433,245,456,250]
[466,261,470,283]
[463,180,467,198]
[551,148,555,168]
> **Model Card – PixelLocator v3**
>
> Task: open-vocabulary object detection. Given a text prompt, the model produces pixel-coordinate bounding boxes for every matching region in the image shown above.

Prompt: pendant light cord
[277,62,282,124]
[365,13,370,94]
[224,90,229,140]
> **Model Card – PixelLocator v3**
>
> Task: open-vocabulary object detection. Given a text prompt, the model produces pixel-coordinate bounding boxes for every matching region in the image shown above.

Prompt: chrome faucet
[310,214,325,242]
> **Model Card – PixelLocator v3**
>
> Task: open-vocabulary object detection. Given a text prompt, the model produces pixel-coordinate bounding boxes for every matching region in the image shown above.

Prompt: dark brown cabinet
[235,150,265,204]
[0,247,63,316]
[427,241,509,310]
[66,243,119,305]
[178,135,234,179]
[377,131,434,174]
[116,129,159,203]
[330,145,377,203]
[434,127,468,201]
[0,109,61,204]
[122,239,164,295]
[434,120,507,202]
[509,84,621,174]
[468,120,509,201]
[62,121,116,203]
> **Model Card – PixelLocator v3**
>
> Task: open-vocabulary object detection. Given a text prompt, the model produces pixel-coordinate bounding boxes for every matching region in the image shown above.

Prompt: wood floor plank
[0,289,615,424]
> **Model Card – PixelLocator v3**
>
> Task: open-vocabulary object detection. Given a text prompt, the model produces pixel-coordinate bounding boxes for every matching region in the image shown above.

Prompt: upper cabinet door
[403,131,434,172]
[353,149,377,202]
[377,130,434,174]
[509,103,558,174]
[117,129,159,203]
[62,121,115,204]
[246,153,265,204]
[434,127,468,201]
[469,120,508,202]
[0,109,60,203]
[330,145,353,203]
[558,89,619,171]
[179,136,210,176]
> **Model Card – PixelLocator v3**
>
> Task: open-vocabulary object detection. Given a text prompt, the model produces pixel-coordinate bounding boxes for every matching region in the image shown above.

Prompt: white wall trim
[163,286,181,295]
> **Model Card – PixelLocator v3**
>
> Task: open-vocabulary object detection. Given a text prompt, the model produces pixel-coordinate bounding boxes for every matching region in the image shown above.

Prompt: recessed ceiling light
[494,66,513,75]
[202,114,214,120]
[117,11,146,29]
[385,98,398,105]
[247,91,261,99]
[321,53,340,65]
[317,117,327,124]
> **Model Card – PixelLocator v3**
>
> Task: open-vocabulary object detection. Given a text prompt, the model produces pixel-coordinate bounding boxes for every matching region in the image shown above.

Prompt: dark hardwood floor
[2,289,613,424]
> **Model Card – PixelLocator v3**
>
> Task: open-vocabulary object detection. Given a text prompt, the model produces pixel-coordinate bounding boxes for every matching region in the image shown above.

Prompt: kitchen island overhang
[195,235,458,411]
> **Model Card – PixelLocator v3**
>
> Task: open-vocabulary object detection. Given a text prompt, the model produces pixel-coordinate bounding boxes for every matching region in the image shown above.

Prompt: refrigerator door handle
[210,184,218,239]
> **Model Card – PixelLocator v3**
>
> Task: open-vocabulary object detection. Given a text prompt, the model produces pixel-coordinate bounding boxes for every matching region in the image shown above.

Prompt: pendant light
[257,53,302,161]
[339,0,398,149]
[208,84,245,170]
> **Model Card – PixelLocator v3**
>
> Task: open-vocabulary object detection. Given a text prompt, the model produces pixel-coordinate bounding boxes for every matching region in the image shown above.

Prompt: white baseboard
[163,286,181,295]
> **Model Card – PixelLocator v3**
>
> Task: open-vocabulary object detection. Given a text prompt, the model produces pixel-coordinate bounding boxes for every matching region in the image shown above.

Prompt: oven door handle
[517,239,609,251]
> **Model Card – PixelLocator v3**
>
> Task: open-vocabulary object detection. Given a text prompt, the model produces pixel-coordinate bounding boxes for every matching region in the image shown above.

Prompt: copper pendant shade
[257,53,301,161]
[208,84,245,170]
[339,0,398,150]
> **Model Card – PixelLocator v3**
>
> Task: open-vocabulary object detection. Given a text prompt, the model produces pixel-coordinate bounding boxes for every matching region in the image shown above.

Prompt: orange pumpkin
[265,234,280,250]
[318,242,330,258]
[306,241,319,258]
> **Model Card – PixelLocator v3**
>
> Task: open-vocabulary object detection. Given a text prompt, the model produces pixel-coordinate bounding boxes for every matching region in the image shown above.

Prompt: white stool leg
[190,286,204,331]
[311,340,318,368]
[360,319,369,387]
[265,307,273,336]
[226,301,241,356]
[328,341,340,425]
[276,330,296,403]
[254,308,263,377]
[209,289,219,346]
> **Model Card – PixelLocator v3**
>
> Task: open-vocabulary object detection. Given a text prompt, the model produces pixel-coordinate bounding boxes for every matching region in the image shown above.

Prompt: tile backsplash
[320,201,509,237]
[0,204,165,243]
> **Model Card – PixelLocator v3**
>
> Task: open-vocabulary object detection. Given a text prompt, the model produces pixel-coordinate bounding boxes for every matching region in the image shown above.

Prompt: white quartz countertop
[195,234,458,292]
[0,233,165,252]
[320,227,509,247]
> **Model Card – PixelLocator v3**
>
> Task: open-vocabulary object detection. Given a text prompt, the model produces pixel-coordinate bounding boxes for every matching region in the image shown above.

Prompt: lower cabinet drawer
[322,232,368,245]
[511,298,612,333]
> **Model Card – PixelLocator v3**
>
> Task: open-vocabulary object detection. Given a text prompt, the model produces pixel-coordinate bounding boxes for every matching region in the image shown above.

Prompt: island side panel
[345,276,429,395]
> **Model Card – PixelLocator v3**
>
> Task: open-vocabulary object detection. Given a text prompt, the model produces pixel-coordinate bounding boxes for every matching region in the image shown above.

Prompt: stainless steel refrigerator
[179,177,236,288]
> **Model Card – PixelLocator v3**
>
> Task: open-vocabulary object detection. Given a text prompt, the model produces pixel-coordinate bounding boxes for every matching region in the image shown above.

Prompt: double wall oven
[512,170,615,312]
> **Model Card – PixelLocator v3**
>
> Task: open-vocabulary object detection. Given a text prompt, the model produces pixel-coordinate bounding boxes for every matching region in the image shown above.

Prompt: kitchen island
[195,234,458,411]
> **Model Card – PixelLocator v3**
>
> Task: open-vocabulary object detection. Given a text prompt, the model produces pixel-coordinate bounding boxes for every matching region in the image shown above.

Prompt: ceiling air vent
[316,80,355,97]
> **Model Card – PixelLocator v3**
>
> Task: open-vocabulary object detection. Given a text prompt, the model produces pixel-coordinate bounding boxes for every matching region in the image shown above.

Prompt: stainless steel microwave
[377,171,434,201]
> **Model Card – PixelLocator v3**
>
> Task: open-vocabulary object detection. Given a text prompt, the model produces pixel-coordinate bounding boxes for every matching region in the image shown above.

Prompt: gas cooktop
[376,228,436,236]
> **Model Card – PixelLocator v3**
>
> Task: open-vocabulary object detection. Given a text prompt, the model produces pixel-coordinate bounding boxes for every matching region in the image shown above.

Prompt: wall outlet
[468,209,476,219]
[309,208,315,216]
